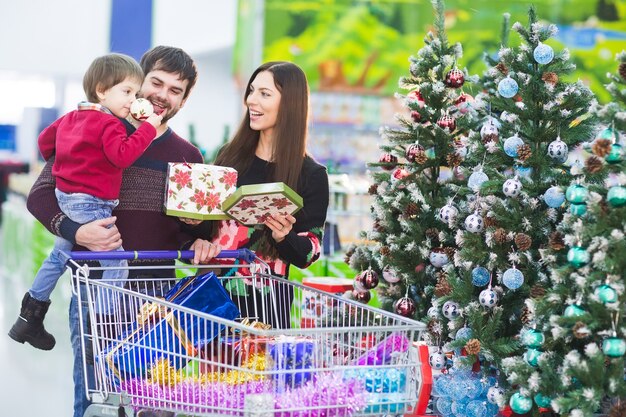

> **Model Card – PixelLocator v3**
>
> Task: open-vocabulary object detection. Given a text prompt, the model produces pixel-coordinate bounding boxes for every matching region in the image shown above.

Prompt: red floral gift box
[164,162,238,220]
[221,182,303,226]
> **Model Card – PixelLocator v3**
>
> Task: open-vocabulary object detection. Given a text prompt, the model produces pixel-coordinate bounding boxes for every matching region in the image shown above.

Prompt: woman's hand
[189,239,221,264]
[264,214,296,243]
[179,217,203,226]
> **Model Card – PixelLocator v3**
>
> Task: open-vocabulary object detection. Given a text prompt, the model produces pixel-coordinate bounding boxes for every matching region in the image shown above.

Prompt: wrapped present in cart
[66,249,427,417]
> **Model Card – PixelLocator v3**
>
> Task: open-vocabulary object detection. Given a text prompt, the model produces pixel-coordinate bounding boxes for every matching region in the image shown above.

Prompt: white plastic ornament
[543,186,565,208]
[487,386,505,405]
[547,136,569,163]
[502,267,524,290]
[464,212,485,233]
[438,203,459,223]
[503,134,524,157]
[429,250,449,268]
[468,170,489,191]
[130,98,154,121]
[429,351,447,370]
[533,42,554,65]
[498,76,519,98]
[502,177,523,198]
[479,287,499,308]
[382,267,401,284]
[480,120,500,143]
[442,300,461,319]
[427,306,440,318]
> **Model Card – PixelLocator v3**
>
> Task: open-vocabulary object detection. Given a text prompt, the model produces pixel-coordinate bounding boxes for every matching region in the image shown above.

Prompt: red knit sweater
[38,109,156,199]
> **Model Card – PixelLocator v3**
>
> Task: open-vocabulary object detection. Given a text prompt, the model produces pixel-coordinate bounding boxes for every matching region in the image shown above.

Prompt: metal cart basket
[67,250,426,417]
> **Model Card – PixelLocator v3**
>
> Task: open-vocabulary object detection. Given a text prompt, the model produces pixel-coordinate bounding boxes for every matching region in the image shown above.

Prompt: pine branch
[431,0,448,47]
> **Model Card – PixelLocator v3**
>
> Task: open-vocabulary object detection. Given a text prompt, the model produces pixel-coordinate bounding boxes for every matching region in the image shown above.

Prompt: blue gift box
[101,272,240,380]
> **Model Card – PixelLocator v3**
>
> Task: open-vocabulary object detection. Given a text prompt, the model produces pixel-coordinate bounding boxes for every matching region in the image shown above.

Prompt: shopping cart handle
[65,249,256,263]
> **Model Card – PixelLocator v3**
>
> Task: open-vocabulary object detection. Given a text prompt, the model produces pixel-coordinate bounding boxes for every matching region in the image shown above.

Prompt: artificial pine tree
[425,5,596,404]
[347,0,478,322]
[501,51,626,417]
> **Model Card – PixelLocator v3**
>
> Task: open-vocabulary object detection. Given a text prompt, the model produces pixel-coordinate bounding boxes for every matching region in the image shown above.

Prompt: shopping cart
[66,250,427,417]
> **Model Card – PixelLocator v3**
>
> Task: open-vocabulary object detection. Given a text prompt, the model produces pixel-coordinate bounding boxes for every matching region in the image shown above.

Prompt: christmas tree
[425,5,596,401]
[347,0,478,321]
[501,52,626,417]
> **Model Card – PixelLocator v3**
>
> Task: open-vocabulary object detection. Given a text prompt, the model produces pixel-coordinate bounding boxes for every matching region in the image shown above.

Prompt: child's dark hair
[83,53,144,103]
[140,46,198,99]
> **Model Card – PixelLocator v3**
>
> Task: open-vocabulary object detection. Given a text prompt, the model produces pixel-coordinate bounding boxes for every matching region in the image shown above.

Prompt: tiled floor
[0,266,74,416]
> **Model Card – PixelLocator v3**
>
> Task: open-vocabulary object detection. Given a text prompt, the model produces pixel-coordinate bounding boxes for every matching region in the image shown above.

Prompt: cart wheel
[82,404,134,417]
[136,410,175,417]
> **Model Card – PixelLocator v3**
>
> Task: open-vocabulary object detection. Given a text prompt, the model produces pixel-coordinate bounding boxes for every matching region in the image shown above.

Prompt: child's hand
[145,112,163,128]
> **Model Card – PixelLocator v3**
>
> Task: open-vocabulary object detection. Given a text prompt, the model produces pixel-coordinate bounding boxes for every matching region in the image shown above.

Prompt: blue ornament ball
[515,165,533,179]
[472,266,491,286]
[543,186,565,208]
[498,76,519,98]
[436,397,453,415]
[502,268,524,290]
[503,134,524,157]
[533,43,554,65]
[456,326,474,340]
[468,171,489,191]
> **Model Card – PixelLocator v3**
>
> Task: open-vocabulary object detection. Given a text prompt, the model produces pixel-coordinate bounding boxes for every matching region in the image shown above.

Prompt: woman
[210,61,329,329]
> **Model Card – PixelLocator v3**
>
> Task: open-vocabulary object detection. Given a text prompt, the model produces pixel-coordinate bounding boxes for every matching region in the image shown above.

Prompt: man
[26,45,217,417]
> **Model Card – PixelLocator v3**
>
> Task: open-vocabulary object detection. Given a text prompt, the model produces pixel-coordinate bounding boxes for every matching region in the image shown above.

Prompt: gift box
[164,162,238,220]
[221,182,303,226]
[101,272,240,380]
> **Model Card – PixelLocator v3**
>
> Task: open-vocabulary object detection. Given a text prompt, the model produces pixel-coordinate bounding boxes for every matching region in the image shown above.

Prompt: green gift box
[221,182,303,226]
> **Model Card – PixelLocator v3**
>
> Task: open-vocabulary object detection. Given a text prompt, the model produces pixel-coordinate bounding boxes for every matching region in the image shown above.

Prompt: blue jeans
[30,190,128,314]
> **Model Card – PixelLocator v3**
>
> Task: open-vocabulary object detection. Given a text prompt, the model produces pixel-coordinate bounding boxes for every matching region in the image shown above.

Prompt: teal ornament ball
[602,337,626,357]
[510,392,533,414]
[597,127,615,141]
[607,185,626,208]
[524,348,542,366]
[569,202,587,216]
[605,143,623,164]
[543,186,565,208]
[498,76,519,98]
[594,284,618,304]
[567,246,589,268]
[565,184,588,204]
[533,43,554,64]
[521,329,545,348]
[564,304,585,317]
[503,268,524,290]
[534,393,551,408]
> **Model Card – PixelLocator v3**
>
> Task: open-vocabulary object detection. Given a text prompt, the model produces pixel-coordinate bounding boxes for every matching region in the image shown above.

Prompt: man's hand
[75,217,122,251]
[179,217,203,226]
[189,239,221,265]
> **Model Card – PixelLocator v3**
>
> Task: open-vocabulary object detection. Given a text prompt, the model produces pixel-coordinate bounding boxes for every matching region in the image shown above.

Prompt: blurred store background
[1,0,624,415]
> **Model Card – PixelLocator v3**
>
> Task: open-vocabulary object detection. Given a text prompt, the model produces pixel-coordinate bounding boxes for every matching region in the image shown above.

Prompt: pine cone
[609,401,626,417]
[619,61,626,81]
[446,152,463,167]
[517,144,532,162]
[592,138,613,157]
[496,62,509,75]
[368,183,378,195]
[344,253,352,264]
[434,276,452,297]
[414,150,428,164]
[464,338,481,355]
[530,285,546,299]
[549,231,565,251]
[585,155,604,174]
[405,202,420,218]
[373,220,384,232]
[515,233,532,251]
[484,216,498,228]
[443,246,456,260]
[520,306,533,324]
[494,228,509,244]
[380,246,391,256]
[541,71,559,85]
[425,228,440,241]
[427,319,442,336]
[572,321,590,339]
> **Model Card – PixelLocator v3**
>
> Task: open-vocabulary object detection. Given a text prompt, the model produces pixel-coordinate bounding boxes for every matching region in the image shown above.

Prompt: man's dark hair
[140,46,198,99]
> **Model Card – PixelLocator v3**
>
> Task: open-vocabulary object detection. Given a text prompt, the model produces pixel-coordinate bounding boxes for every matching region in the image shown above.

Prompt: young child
[8,53,163,350]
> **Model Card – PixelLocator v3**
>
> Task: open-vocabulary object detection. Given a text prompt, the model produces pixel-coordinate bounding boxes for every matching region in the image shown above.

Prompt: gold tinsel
[434,276,452,297]
[592,138,613,157]
[517,144,532,162]
[446,152,463,167]
[494,228,509,244]
[585,155,604,174]
[572,321,590,339]
[520,306,533,325]
[405,202,420,218]
[514,233,532,251]
[496,62,509,75]
[530,285,546,299]
[549,231,565,251]
[464,338,481,355]
[541,72,559,85]
[619,61,626,81]
[609,401,626,417]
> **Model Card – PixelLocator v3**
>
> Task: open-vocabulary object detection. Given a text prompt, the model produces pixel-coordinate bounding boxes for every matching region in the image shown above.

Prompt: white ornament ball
[498,76,519,98]
[442,300,461,319]
[427,306,440,318]
[429,351,447,370]
[464,212,484,233]
[503,134,524,157]
[487,386,505,404]
[533,42,554,65]
[130,98,154,121]
[480,121,500,143]
[547,137,569,162]
[468,171,489,191]
[543,186,565,208]
[382,267,401,284]
[479,288,499,308]
[502,177,523,198]
[438,203,459,223]
[429,250,449,268]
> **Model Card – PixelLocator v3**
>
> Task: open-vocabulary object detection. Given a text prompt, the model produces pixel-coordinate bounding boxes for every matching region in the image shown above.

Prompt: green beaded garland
[564,304,586,317]
[605,143,623,164]
[521,329,545,348]
[565,184,588,203]
[510,392,533,414]
[603,337,626,357]
[567,246,590,268]
[569,202,587,216]
[607,185,626,208]
[534,393,551,408]
[594,284,618,303]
